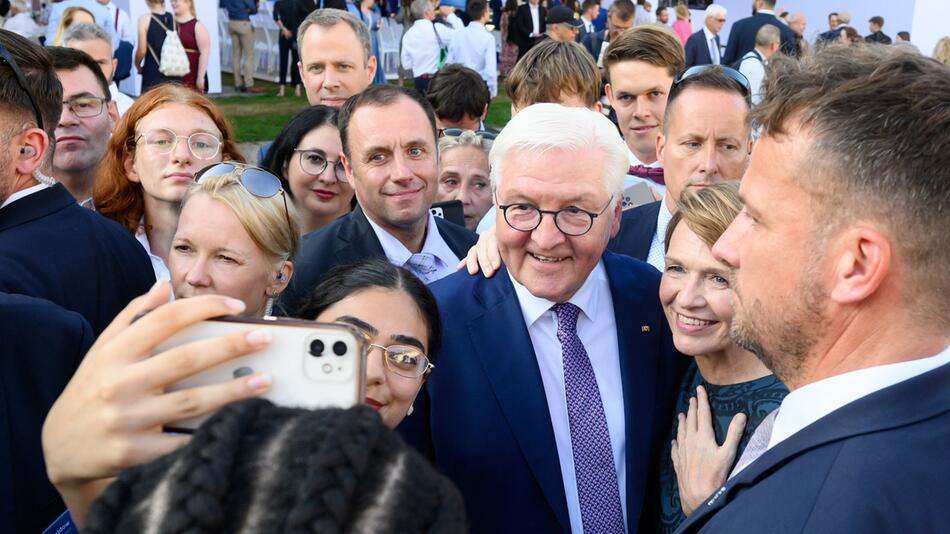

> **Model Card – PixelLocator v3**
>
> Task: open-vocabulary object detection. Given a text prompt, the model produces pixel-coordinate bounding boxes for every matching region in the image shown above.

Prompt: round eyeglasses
[498,195,615,237]
[62,96,108,118]
[292,149,347,182]
[135,128,222,160]
[365,342,434,379]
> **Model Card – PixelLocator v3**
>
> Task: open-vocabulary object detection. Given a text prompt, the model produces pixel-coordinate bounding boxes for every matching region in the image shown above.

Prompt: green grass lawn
[216,73,512,143]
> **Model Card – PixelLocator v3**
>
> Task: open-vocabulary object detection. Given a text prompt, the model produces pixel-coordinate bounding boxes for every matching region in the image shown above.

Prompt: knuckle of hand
[172,390,205,417]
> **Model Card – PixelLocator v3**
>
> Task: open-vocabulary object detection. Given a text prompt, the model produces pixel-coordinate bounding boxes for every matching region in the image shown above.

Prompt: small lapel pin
[641,325,651,333]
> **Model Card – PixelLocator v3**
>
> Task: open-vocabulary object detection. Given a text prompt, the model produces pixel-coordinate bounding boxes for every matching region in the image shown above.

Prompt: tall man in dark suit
[0,293,93,534]
[0,30,154,335]
[279,84,477,316]
[608,66,752,270]
[402,104,683,533]
[676,45,950,534]
[510,0,546,58]
[721,0,796,66]
[683,4,727,69]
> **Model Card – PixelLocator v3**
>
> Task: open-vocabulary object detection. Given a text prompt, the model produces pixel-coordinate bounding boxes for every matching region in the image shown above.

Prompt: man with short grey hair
[684,3,727,68]
[62,23,134,116]
[400,0,455,94]
[738,24,780,105]
[296,9,376,107]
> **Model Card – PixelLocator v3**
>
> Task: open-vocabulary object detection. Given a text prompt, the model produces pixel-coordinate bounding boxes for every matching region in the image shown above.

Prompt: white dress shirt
[2,12,39,39]
[401,19,455,77]
[580,15,594,34]
[0,183,49,210]
[644,194,673,272]
[702,25,720,64]
[365,211,461,283]
[508,260,627,533]
[110,83,135,117]
[738,50,766,105]
[444,12,465,30]
[768,345,950,451]
[103,1,136,43]
[135,224,171,282]
[529,4,540,36]
[447,22,498,97]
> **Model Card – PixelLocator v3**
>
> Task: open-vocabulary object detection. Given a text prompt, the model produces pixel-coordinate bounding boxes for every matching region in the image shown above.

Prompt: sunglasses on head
[0,43,45,131]
[195,162,292,228]
[438,128,497,140]
[670,65,752,99]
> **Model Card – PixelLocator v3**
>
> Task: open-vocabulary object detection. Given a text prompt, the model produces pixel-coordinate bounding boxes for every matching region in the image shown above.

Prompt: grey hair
[437,130,492,157]
[62,22,112,49]
[410,0,432,21]
[755,24,781,47]
[704,3,727,19]
[489,103,628,198]
[297,9,372,64]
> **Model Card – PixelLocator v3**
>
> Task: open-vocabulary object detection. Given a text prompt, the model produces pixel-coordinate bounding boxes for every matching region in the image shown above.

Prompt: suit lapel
[679,360,950,532]
[467,268,571,533]
[334,206,385,259]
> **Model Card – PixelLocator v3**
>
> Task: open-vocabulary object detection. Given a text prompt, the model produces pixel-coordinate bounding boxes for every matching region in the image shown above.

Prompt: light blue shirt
[645,196,673,272]
[365,211,461,283]
[508,261,627,533]
[447,21,498,97]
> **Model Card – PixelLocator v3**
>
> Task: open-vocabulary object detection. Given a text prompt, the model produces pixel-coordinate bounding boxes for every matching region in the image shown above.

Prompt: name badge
[43,510,78,534]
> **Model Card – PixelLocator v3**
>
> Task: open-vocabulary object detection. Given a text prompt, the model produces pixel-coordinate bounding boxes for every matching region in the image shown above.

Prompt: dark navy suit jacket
[0,184,155,335]
[400,252,683,533]
[607,200,661,261]
[0,293,93,534]
[722,12,797,66]
[676,361,950,533]
[684,29,718,69]
[278,206,478,316]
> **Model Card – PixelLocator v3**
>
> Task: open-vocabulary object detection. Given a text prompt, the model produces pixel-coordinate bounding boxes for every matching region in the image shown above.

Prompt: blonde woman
[436,129,494,231]
[51,6,95,45]
[672,2,692,45]
[933,36,950,67]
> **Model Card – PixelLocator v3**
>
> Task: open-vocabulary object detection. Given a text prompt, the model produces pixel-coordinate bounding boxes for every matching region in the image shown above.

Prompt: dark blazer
[510,3,546,57]
[607,200,661,261]
[581,29,607,62]
[0,293,93,534]
[684,29,720,69]
[865,31,892,44]
[0,184,155,335]
[721,12,797,66]
[278,206,478,316]
[400,252,683,533]
[676,361,950,533]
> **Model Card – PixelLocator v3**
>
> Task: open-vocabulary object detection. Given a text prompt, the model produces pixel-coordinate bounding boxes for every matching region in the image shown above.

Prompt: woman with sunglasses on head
[436,129,494,232]
[94,84,243,281]
[261,106,354,236]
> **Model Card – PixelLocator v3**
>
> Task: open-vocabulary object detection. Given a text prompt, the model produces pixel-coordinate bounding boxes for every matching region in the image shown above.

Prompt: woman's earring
[407,404,414,416]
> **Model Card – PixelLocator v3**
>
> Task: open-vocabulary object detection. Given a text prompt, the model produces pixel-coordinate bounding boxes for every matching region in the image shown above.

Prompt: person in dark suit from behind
[721,0,797,66]
[510,0,546,58]
[401,104,683,533]
[683,4,727,69]
[0,30,154,336]
[865,15,892,44]
[608,66,752,271]
[278,85,477,316]
[0,293,93,534]
[676,45,950,534]
[580,0,634,65]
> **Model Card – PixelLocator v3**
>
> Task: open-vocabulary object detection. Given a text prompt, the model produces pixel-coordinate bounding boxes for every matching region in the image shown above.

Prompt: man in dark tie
[401,104,682,533]
[721,0,797,66]
[278,85,477,316]
[683,4,727,69]
[676,44,950,534]
[608,65,752,270]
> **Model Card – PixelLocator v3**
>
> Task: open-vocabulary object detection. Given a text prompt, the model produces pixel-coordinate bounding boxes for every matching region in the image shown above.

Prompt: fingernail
[246,328,271,345]
[224,297,246,312]
[247,373,271,391]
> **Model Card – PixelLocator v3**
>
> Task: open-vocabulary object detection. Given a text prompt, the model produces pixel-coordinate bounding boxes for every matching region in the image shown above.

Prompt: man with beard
[50,46,118,205]
[677,45,950,533]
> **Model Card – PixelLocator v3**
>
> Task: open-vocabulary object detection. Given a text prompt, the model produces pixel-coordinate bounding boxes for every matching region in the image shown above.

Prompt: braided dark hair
[84,399,467,533]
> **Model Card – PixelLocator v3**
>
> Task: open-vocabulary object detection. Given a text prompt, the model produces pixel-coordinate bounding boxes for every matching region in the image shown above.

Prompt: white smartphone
[622,182,657,210]
[158,316,366,430]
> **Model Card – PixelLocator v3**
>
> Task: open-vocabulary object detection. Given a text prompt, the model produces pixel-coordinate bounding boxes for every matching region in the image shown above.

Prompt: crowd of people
[0,0,949,533]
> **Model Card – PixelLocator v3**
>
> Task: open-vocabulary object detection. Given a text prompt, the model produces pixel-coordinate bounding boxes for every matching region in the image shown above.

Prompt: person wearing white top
[3,1,39,39]
[446,0,497,97]
[437,5,465,30]
[96,0,136,43]
[737,23,780,105]
[401,0,455,93]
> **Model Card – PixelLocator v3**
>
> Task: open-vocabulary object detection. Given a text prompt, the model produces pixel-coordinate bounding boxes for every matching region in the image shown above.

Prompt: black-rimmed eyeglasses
[670,65,751,99]
[292,149,347,182]
[62,96,109,118]
[195,162,292,230]
[438,128,498,140]
[498,195,615,236]
[0,43,45,130]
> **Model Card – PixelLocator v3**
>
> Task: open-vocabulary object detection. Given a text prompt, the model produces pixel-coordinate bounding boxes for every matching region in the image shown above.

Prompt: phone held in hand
[430,199,466,227]
[159,317,366,431]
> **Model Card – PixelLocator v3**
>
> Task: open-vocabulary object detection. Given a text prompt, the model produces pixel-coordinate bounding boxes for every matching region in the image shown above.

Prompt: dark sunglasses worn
[0,43,45,130]
[670,65,751,99]
[196,162,292,229]
[438,128,498,141]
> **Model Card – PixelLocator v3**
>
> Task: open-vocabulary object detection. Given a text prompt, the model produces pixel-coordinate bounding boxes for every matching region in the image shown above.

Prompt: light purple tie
[554,303,625,534]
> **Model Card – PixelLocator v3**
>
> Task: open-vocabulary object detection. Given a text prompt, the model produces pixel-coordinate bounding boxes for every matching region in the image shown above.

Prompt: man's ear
[15,128,49,177]
[829,226,892,306]
[365,55,378,83]
[481,103,489,121]
[656,133,668,167]
[604,82,615,106]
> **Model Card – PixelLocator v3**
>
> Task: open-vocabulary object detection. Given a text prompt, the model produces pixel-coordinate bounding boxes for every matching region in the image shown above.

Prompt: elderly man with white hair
[3,0,39,38]
[684,3,727,68]
[400,103,682,534]
[400,0,455,94]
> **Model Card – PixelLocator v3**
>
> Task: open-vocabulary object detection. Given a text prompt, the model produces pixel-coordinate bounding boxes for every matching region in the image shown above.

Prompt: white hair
[705,4,727,19]
[489,103,628,199]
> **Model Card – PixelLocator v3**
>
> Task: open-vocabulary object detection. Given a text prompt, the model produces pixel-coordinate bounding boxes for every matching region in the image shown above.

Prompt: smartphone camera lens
[309,339,325,357]
[332,341,348,356]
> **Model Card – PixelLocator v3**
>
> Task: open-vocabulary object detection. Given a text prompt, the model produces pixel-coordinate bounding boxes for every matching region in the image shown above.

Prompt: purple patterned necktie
[554,302,625,533]
[627,165,665,186]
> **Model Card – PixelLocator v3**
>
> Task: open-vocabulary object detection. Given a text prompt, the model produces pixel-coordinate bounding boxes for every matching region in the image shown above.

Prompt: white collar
[757,9,775,15]
[364,211,458,267]
[628,147,660,168]
[656,194,674,227]
[702,25,717,41]
[0,182,49,210]
[769,344,950,450]
[507,259,608,328]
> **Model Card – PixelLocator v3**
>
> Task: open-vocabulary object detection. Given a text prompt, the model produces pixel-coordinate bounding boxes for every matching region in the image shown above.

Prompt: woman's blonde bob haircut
[664,181,742,252]
[181,170,301,264]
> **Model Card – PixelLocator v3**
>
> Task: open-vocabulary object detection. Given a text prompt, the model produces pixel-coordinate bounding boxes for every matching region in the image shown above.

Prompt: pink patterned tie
[554,302,625,533]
